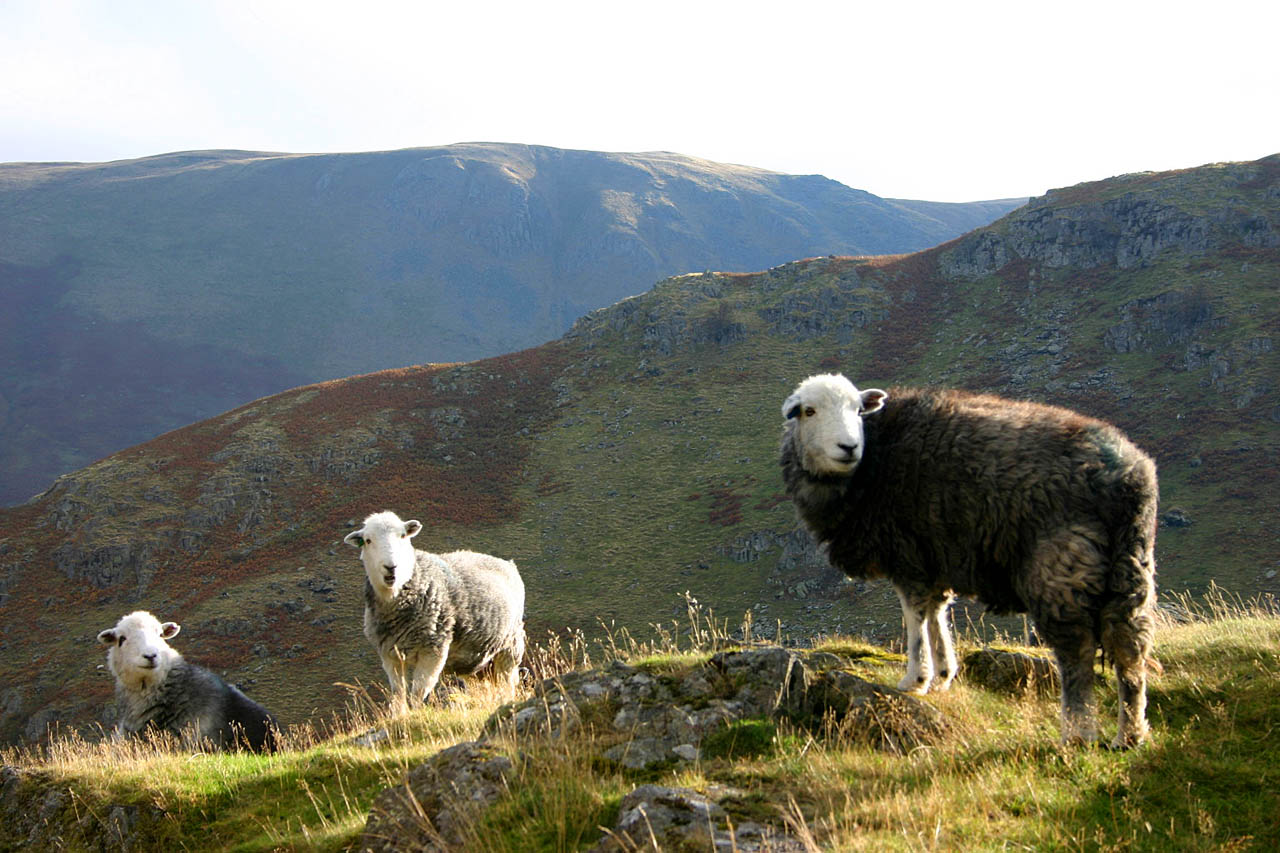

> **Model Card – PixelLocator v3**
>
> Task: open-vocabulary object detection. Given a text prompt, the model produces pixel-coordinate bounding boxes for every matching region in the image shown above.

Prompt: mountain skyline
[4,2,1275,202]
[0,143,1024,505]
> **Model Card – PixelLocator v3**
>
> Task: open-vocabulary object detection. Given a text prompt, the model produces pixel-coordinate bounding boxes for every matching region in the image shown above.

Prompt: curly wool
[364,549,526,676]
[115,659,278,752]
[100,611,277,752]
[781,388,1158,624]
[780,379,1158,747]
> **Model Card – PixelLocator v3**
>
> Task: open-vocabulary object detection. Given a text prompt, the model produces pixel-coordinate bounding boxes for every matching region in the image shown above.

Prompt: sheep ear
[343,530,365,548]
[404,520,422,538]
[861,388,888,414]
[97,629,117,647]
[160,622,181,640]
[782,394,802,420]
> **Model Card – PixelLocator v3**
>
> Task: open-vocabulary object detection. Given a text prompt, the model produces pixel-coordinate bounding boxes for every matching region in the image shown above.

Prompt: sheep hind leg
[491,649,521,700]
[1103,508,1157,749]
[1051,632,1099,746]
[1103,598,1154,749]
[492,626,526,701]
[895,586,934,694]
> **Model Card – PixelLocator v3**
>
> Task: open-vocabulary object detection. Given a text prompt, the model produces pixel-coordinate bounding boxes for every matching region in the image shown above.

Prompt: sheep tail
[1099,455,1158,672]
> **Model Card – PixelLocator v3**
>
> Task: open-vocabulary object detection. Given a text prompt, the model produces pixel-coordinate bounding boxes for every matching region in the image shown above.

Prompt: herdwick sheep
[344,511,526,711]
[96,611,278,752]
[779,374,1158,747]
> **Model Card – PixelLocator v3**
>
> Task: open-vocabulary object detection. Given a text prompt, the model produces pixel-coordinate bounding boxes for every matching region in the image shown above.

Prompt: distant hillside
[0,143,1024,505]
[0,154,1274,746]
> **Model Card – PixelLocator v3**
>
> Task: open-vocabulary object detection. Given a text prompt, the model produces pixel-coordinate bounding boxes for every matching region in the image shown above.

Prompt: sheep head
[97,611,182,690]
[345,510,422,600]
[782,373,887,476]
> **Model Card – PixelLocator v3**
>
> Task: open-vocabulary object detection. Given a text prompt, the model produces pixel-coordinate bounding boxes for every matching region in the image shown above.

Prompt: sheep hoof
[353,727,390,748]
[1109,729,1149,750]
[1059,729,1099,748]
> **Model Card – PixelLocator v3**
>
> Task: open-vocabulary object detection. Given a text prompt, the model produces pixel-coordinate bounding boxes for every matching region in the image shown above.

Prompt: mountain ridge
[0,143,1025,504]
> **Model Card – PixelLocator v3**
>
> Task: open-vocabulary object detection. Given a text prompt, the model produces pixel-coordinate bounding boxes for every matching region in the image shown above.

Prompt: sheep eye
[117,637,126,647]
[804,407,816,417]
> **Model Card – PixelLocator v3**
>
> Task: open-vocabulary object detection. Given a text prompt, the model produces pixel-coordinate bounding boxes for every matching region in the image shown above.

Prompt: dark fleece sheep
[780,374,1158,747]
[345,511,526,712]
[97,611,278,752]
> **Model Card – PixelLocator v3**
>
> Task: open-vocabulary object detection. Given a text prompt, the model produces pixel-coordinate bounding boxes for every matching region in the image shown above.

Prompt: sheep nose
[143,653,157,662]
[383,563,396,572]
[837,443,856,456]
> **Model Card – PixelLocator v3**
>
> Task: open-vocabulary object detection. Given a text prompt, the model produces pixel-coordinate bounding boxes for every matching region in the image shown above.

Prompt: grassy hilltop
[1,591,1277,851]
[0,154,1276,753]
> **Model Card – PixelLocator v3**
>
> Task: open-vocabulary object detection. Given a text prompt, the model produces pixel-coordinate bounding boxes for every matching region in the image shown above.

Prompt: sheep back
[781,387,1158,617]
[364,549,526,674]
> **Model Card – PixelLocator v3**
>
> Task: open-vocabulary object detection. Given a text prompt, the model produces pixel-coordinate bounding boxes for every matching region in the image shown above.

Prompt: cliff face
[0,143,1022,506]
[930,156,1279,412]
[941,160,1280,277]
[0,154,1275,747]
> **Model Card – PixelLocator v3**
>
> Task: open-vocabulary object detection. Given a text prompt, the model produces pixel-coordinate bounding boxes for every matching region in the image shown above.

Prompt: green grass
[5,589,1277,852]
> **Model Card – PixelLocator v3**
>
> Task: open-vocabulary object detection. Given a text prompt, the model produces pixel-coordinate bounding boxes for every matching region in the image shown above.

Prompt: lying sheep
[344,511,526,711]
[97,611,278,751]
[780,374,1158,747]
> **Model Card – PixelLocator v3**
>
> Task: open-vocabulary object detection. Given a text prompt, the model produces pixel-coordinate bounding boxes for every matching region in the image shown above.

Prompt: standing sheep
[344,511,526,711]
[96,611,278,752]
[779,374,1158,747]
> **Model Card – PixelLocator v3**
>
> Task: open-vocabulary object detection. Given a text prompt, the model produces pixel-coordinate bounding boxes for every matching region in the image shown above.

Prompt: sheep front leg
[895,586,934,694]
[927,594,958,691]
[380,647,411,715]
[409,641,450,705]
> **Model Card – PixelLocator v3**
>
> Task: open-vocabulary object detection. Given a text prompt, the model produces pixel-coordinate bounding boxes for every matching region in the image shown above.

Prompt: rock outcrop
[962,648,1060,697]
[360,646,945,851]
[0,765,166,853]
[590,784,808,853]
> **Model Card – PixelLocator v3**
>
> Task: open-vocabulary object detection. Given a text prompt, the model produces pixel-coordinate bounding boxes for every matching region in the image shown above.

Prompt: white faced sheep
[97,611,278,752]
[344,511,526,712]
[780,374,1158,748]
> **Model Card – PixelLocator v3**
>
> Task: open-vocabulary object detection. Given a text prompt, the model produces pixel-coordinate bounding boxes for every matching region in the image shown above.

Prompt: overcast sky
[3,0,1276,202]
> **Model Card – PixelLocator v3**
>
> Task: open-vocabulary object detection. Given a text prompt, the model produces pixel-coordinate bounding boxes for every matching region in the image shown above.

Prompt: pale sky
[2,0,1276,202]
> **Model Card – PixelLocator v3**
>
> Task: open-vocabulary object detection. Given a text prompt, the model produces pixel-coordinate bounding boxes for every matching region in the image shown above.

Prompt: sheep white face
[97,611,181,689]
[783,373,887,476]
[345,511,423,599]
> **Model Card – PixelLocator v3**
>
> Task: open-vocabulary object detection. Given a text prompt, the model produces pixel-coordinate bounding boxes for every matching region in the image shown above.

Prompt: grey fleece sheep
[97,611,278,752]
[345,511,526,711]
[780,374,1158,747]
